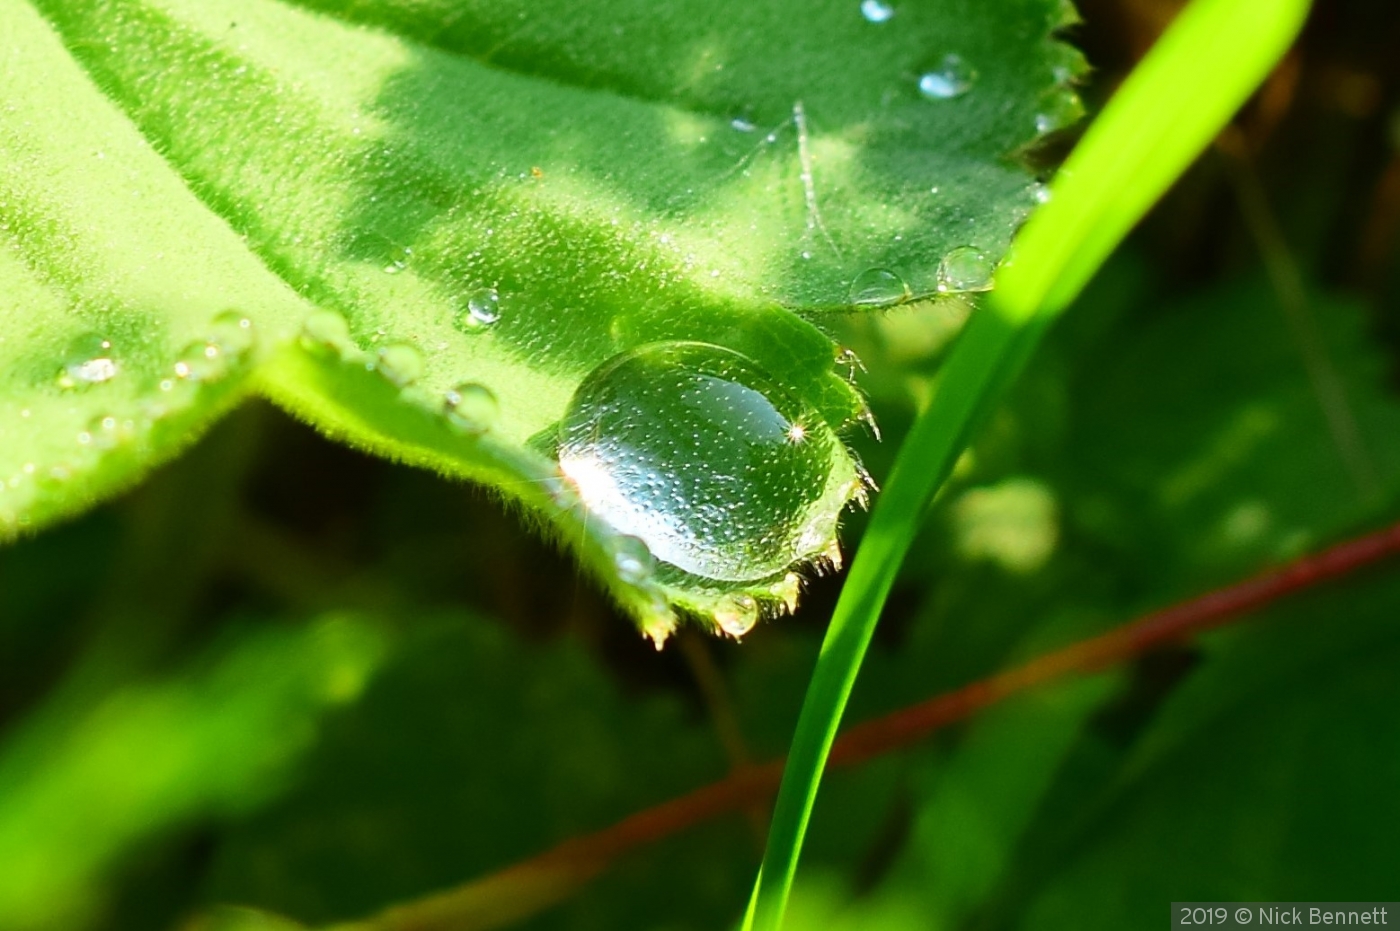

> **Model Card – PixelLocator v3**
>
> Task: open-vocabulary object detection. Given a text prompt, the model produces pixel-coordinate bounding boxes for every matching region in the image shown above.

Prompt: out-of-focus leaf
[1015,570,1400,928]
[1057,277,1400,583]
[0,615,386,931]
[201,614,734,928]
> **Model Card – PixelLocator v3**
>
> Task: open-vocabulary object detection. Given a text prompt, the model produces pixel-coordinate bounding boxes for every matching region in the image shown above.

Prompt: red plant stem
[354,519,1400,931]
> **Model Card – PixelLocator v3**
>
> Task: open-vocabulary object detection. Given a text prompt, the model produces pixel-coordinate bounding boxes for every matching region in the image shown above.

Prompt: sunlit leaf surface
[0,0,1075,632]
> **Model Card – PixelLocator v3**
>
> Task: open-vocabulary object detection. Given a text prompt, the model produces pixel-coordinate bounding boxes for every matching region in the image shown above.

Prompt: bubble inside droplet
[611,534,657,584]
[443,381,498,434]
[557,342,858,582]
[714,593,760,638]
[937,246,995,293]
[375,343,424,388]
[860,0,895,22]
[455,288,501,332]
[919,54,976,100]
[58,334,119,389]
[847,267,908,307]
[300,310,353,356]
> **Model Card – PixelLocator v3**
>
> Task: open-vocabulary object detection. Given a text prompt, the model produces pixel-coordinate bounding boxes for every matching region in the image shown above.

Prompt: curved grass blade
[745,0,1313,926]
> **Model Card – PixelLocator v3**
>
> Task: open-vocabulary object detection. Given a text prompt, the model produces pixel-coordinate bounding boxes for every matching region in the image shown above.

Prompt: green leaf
[202,612,733,928]
[0,0,1073,633]
[1015,571,1400,928]
[0,614,385,931]
[1056,277,1400,582]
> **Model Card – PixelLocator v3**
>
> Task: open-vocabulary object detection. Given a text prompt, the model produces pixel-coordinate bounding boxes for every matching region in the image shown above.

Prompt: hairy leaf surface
[1,0,1076,631]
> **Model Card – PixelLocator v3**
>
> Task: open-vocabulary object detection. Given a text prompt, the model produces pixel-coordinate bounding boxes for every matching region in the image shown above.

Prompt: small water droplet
[557,342,859,582]
[1032,91,1083,135]
[1049,43,1085,85]
[770,572,802,614]
[847,268,908,307]
[300,310,353,356]
[38,463,73,490]
[209,311,256,356]
[730,116,756,132]
[174,313,254,383]
[174,340,223,381]
[442,381,498,434]
[937,246,995,293]
[382,246,413,274]
[714,593,759,638]
[821,539,844,572]
[860,0,895,22]
[58,335,119,389]
[80,413,132,450]
[454,288,501,332]
[375,343,424,388]
[611,534,656,584]
[1030,182,1053,204]
[919,54,976,100]
[643,603,677,649]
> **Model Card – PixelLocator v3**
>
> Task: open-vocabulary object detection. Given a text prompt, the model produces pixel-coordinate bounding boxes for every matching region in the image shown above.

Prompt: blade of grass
[745,0,1313,927]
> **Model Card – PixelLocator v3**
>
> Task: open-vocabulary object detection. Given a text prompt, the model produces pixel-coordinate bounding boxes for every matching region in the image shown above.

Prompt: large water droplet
[919,54,976,100]
[442,381,498,434]
[557,342,856,582]
[847,268,908,307]
[375,343,424,388]
[454,288,501,332]
[58,335,119,389]
[937,246,995,292]
[860,0,895,23]
[714,593,760,638]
